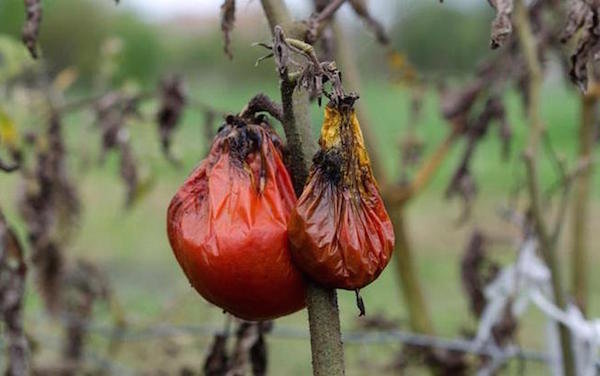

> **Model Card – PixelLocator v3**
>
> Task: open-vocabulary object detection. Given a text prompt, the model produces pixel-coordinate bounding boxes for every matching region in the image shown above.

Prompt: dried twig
[347,0,389,45]
[22,0,42,58]
[221,0,236,59]
[514,0,575,373]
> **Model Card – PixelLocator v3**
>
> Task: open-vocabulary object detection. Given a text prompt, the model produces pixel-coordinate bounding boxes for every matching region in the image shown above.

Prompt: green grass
[0,79,597,375]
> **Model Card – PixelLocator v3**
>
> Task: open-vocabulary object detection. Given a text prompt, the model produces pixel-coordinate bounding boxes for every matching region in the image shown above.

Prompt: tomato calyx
[212,114,283,194]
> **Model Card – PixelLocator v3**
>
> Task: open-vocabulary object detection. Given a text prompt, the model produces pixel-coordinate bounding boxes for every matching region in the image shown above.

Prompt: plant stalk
[571,88,597,314]
[390,208,435,334]
[260,1,345,375]
[514,0,575,374]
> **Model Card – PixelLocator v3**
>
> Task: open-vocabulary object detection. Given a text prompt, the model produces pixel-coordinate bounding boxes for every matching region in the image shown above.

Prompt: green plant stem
[571,90,596,314]
[260,1,345,375]
[514,1,575,375]
[390,208,435,334]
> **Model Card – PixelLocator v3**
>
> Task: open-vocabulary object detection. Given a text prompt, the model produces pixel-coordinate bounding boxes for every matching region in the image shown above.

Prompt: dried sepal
[220,0,236,59]
[0,210,29,376]
[22,0,42,59]
[157,75,186,165]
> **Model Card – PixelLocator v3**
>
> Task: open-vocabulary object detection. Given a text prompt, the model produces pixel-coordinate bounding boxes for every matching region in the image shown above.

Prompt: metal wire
[86,322,551,362]
[4,320,598,372]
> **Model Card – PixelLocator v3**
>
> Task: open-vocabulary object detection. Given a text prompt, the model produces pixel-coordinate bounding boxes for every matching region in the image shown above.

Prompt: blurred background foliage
[0,0,494,88]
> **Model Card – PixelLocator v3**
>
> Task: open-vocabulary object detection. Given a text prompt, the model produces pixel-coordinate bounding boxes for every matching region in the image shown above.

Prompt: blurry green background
[0,0,596,375]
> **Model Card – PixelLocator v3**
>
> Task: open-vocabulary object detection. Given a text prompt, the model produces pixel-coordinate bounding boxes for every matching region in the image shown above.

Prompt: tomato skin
[167,121,306,321]
[288,104,394,290]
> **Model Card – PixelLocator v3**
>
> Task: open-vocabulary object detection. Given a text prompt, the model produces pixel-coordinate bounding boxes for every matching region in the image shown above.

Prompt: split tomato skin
[167,119,306,321]
[288,102,395,290]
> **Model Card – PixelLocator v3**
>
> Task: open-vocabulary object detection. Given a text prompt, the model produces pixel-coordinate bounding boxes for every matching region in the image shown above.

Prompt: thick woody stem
[514,1,575,374]
[260,1,345,375]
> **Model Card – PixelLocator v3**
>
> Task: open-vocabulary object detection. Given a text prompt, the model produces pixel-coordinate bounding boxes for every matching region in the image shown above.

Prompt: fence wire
[2,320,599,373]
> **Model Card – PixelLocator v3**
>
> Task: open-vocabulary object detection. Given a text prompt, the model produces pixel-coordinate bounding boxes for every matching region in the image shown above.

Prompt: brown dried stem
[514,0,575,374]
[259,2,345,375]
[239,93,284,122]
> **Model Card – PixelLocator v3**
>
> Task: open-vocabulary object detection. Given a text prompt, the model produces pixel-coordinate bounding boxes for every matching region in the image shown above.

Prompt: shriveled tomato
[288,97,395,291]
[167,116,306,321]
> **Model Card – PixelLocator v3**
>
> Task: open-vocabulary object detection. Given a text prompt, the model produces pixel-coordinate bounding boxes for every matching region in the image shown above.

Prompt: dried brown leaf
[562,0,600,90]
[157,75,186,165]
[221,0,236,59]
[460,231,499,317]
[488,0,514,49]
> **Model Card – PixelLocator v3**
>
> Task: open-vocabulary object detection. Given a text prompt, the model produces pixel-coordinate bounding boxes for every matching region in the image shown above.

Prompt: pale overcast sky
[124,0,481,22]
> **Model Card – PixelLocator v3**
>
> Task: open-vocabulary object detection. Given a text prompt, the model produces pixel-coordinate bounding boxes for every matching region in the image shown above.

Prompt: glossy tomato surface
[167,120,306,321]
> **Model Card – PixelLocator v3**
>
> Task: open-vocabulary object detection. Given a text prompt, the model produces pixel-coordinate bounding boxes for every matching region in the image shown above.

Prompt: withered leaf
[561,0,594,43]
[460,230,499,317]
[157,75,186,165]
[440,81,484,121]
[562,0,600,90]
[221,0,236,59]
[488,0,514,49]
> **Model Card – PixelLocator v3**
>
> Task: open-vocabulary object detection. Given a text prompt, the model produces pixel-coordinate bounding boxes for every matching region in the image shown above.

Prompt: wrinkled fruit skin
[167,118,306,321]
[289,102,395,290]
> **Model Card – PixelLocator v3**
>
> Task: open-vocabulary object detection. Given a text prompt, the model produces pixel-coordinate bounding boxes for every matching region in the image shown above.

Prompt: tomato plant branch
[238,93,283,122]
[571,83,598,314]
[260,2,345,375]
[385,127,461,207]
[514,0,575,374]
[306,0,348,43]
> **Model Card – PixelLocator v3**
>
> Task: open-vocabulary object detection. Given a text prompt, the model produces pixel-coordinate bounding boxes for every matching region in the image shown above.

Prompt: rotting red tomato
[288,96,395,291]
[167,115,306,321]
